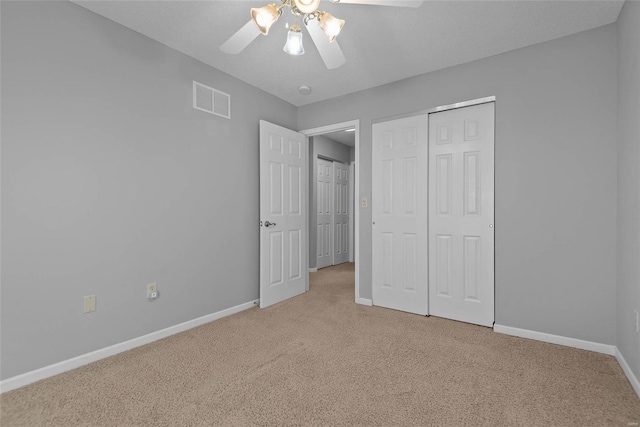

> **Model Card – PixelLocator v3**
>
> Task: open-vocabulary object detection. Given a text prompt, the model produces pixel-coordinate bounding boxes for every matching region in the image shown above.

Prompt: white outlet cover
[147,283,159,300]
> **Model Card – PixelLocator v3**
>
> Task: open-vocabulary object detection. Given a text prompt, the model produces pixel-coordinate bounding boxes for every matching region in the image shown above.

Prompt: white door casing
[428,102,495,327]
[372,115,429,315]
[316,158,333,269]
[334,162,349,265]
[259,120,308,308]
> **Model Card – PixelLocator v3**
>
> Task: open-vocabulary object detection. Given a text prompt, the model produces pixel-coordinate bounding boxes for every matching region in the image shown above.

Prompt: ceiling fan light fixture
[317,11,345,42]
[251,3,281,35]
[283,24,305,56]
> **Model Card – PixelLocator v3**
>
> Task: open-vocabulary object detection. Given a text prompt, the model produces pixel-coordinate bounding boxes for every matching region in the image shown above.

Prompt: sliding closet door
[372,115,428,315]
[428,102,495,327]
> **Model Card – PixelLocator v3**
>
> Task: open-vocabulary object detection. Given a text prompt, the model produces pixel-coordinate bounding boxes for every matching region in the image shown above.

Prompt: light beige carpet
[1,263,639,426]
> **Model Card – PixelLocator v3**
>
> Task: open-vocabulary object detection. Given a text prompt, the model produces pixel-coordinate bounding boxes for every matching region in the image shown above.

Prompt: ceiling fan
[220,0,424,70]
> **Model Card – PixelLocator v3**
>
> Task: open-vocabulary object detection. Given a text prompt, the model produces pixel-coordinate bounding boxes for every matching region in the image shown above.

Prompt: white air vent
[193,81,230,119]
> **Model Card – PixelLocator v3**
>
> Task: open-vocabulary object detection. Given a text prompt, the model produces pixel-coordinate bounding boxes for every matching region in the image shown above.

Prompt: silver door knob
[489,224,494,228]
[264,221,276,228]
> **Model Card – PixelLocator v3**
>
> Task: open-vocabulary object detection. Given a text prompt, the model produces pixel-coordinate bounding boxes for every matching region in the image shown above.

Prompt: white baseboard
[494,325,639,400]
[493,324,616,355]
[0,299,259,394]
[615,347,640,399]
[308,268,318,273]
[356,297,372,306]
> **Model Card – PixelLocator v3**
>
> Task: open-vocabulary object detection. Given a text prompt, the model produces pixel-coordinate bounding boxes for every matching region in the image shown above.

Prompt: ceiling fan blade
[336,0,423,7]
[220,20,261,54]
[305,20,346,69]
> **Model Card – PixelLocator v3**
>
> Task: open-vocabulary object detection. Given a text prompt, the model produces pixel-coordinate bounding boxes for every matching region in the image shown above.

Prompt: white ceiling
[73,0,623,107]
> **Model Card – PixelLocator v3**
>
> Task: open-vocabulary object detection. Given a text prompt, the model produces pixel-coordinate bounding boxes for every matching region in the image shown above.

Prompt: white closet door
[372,115,428,315]
[316,158,333,269]
[348,162,355,263]
[334,162,349,265]
[428,102,495,327]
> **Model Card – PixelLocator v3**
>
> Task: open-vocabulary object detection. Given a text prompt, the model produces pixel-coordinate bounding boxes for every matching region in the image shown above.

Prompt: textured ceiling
[72,0,623,107]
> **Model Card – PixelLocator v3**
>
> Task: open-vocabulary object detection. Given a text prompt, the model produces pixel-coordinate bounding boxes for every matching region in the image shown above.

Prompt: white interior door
[372,115,428,315]
[260,120,307,308]
[316,158,333,269]
[428,102,495,326]
[334,162,349,265]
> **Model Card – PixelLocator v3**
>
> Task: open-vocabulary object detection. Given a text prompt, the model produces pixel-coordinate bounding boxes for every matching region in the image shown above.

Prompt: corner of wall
[616,0,640,386]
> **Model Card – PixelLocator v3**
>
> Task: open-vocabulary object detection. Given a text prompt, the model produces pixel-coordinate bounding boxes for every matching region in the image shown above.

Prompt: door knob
[264,221,276,228]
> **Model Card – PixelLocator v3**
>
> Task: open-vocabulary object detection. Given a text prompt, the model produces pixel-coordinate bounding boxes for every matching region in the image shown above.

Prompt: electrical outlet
[147,283,158,300]
[361,197,368,208]
[84,295,96,313]
[635,310,639,333]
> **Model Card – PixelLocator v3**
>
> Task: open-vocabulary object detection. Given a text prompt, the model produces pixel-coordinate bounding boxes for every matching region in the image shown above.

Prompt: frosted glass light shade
[251,4,280,35]
[318,12,344,43]
[283,27,305,56]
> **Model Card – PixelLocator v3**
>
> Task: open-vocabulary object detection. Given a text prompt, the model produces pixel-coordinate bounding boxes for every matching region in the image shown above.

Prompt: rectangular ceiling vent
[193,81,230,119]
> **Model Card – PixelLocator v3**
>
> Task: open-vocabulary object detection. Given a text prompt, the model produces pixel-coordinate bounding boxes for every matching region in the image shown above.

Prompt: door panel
[334,162,349,265]
[348,163,355,262]
[428,103,495,326]
[372,115,428,315]
[260,120,307,308]
[316,158,333,269]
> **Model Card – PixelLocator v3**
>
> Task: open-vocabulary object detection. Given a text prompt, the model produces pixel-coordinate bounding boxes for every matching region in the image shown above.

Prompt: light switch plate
[84,295,96,313]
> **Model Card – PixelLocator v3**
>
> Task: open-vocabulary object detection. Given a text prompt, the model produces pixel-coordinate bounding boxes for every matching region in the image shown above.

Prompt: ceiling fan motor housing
[292,0,321,14]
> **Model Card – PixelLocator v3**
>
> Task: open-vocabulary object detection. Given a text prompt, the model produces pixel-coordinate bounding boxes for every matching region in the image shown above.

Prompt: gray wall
[0,0,627,382]
[0,1,297,380]
[298,24,618,345]
[308,135,351,269]
[617,0,640,382]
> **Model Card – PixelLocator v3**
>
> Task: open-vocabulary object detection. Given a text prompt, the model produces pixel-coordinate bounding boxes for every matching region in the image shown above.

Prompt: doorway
[300,120,363,305]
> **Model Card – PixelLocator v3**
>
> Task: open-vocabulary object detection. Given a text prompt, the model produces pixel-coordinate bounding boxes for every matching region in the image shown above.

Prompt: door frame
[300,120,364,305]
[372,96,496,125]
